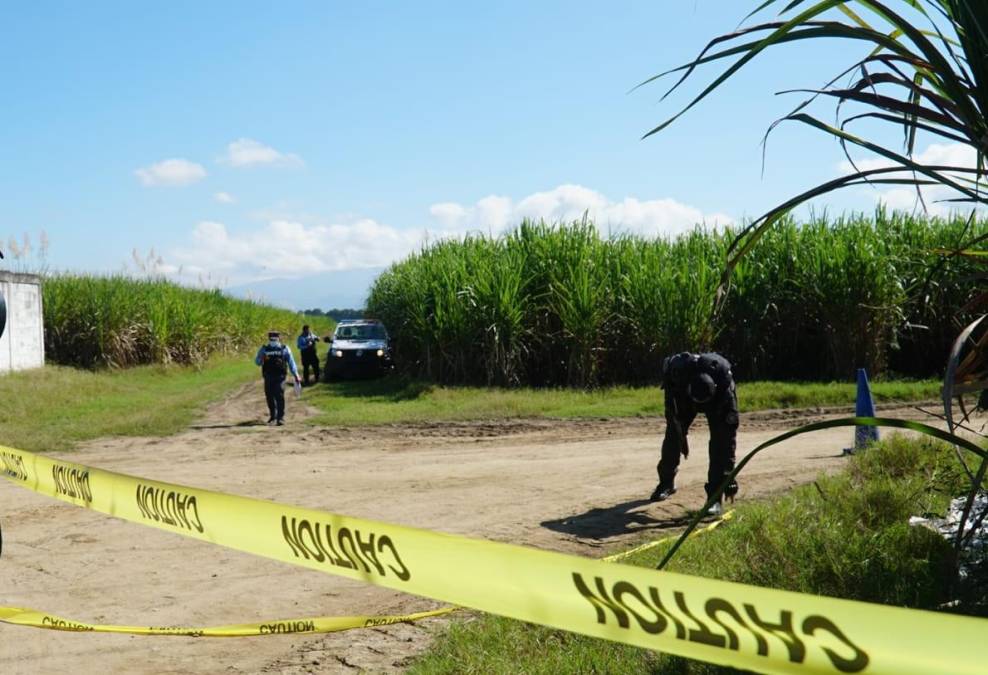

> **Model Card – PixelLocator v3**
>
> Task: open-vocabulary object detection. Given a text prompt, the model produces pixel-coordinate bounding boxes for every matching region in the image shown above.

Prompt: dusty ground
[0,382,937,674]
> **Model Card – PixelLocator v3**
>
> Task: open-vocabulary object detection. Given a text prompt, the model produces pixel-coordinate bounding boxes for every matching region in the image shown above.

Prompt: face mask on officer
[268,332,281,347]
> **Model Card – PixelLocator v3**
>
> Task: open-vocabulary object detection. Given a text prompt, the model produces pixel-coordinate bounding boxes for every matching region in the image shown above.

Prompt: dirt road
[0,383,922,674]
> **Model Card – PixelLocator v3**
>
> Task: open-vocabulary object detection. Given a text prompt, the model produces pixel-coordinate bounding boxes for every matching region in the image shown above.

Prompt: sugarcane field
[2,3,988,675]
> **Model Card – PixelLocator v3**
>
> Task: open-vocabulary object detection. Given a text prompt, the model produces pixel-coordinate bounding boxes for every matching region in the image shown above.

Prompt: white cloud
[838,142,978,175]
[168,219,450,285]
[429,184,731,237]
[838,142,986,216]
[135,159,207,187]
[429,202,470,228]
[214,191,236,204]
[221,138,304,168]
[162,185,730,285]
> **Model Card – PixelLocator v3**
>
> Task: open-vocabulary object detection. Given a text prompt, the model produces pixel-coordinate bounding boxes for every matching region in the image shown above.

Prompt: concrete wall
[0,272,44,373]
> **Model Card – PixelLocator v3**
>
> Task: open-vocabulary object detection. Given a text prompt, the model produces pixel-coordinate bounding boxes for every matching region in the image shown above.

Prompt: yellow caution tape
[2,444,986,674]
[0,516,728,638]
[604,511,734,563]
[0,606,454,637]
[0,517,725,638]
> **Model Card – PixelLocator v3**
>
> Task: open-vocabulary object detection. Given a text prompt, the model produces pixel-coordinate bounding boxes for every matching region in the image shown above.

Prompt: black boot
[650,483,677,501]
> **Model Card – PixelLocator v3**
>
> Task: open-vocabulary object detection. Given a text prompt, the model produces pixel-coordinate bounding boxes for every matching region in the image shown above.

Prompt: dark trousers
[264,376,286,421]
[301,348,320,384]
[657,385,739,498]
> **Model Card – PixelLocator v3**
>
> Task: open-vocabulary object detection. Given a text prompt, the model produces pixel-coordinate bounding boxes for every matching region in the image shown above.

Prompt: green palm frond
[644,0,988,567]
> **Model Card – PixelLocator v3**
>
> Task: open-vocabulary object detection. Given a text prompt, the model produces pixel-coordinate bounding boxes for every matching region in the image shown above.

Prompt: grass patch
[303,377,940,426]
[411,435,977,674]
[0,363,940,452]
[0,357,255,453]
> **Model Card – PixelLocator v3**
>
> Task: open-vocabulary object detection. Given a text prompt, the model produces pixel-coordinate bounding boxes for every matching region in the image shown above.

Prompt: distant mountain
[225,267,384,311]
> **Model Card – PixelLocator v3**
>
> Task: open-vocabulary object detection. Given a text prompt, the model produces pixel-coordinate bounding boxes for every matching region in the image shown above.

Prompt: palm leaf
[643,0,988,556]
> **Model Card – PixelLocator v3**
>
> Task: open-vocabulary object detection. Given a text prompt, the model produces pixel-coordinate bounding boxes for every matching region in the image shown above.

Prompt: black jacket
[662,352,734,402]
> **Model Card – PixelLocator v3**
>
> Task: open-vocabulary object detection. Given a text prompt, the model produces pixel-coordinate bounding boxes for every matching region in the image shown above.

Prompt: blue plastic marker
[844,368,879,455]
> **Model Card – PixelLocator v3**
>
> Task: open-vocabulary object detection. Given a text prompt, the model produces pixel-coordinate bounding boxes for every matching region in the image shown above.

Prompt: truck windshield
[335,324,387,341]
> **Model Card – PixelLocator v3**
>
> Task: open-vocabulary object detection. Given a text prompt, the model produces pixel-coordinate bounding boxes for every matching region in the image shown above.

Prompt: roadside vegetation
[367,211,983,388]
[412,435,981,674]
[43,274,333,368]
[0,357,256,453]
[303,377,939,426]
[0,358,938,452]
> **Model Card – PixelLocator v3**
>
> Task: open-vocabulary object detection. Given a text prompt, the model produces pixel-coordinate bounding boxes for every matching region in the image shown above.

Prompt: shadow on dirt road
[541,498,705,539]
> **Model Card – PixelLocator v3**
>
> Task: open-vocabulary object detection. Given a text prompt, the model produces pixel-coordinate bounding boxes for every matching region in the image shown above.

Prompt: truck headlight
[335,350,343,358]
[376,349,384,357]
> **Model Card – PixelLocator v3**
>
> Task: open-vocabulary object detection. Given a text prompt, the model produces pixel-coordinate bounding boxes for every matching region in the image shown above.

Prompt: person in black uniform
[650,352,739,514]
[296,324,322,386]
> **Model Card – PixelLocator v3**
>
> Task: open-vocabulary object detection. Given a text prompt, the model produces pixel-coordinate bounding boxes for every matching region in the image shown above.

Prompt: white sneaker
[708,502,723,516]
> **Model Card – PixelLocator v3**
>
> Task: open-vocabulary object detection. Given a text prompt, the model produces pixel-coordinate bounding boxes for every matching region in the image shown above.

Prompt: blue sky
[0,1,959,305]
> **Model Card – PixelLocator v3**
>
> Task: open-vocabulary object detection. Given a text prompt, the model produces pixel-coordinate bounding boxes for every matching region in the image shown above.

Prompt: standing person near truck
[650,351,739,514]
[255,330,301,426]
[297,324,322,386]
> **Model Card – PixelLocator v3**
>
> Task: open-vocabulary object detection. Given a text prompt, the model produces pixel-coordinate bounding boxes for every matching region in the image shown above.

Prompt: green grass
[302,377,941,426]
[0,362,940,453]
[736,379,941,411]
[411,435,977,674]
[0,357,256,453]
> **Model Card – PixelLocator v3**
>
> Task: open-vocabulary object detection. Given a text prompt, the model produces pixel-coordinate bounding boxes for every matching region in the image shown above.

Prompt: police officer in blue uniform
[255,331,301,426]
[651,352,739,514]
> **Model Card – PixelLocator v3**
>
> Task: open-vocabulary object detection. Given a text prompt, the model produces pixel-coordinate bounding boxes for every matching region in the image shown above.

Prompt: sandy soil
[0,382,938,674]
